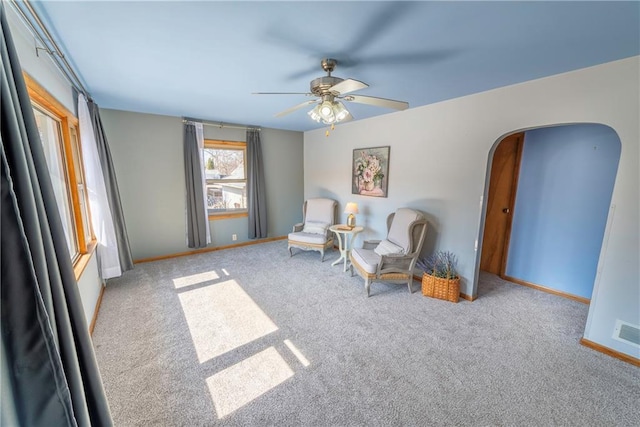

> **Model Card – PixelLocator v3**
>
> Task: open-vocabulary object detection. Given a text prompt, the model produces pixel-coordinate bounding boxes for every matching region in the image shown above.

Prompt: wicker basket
[422,273,460,303]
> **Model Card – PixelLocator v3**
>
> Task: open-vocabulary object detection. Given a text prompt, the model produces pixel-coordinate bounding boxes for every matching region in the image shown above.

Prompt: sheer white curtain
[78,94,122,279]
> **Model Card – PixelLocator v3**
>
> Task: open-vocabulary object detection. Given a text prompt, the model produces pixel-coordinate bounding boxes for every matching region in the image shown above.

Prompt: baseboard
[580,338,640,367]
[502,275,590,304]
[459,292,475,301]
[89,283,105,336]
[412,274,476,301]
[134,236,287,264]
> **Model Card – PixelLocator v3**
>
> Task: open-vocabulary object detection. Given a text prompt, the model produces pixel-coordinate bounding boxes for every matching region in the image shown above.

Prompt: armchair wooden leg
[365,279,372,297]
[288,246,293,257]
[407,280,413,293]
[320,249,325,262]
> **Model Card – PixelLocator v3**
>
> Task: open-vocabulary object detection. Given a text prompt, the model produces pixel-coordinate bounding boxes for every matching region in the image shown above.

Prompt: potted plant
[417,251,460,303]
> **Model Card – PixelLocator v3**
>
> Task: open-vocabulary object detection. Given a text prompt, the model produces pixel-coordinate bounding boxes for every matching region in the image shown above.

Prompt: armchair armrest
[376,253,414,276]
[292,223,304,232]
[363,240,381,250]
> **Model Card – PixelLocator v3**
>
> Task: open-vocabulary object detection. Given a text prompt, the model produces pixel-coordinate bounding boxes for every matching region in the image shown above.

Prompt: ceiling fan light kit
[308,97,350,125]
[256,58,409,129]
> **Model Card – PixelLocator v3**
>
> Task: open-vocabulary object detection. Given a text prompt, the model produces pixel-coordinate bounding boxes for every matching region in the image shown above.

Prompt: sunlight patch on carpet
[172,270,220,289]
[284,339,310,367]
[206,347,294,418]
[178,279,278,362]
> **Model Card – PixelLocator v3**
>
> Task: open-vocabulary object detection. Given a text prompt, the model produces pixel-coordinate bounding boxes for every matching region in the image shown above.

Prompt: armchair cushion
[351,248,381,274]
[288,231,329,245]
[352,248,413,275]
[302,221,330,235]
[305,198,336,224]
[374,239,404,256]
[387,208,422,252]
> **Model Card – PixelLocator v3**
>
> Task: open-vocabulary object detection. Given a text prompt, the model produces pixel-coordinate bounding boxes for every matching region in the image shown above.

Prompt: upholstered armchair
[288,198,338,261]
[350,208,428,296]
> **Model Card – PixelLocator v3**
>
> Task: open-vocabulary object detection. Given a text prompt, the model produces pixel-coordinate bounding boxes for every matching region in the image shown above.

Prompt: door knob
[502,208,510,214]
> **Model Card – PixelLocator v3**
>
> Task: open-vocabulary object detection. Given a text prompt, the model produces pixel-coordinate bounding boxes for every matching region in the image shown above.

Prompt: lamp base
[347,214,356,229]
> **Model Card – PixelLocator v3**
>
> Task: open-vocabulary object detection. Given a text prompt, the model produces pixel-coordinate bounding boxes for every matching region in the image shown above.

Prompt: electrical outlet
[232,234,237,241]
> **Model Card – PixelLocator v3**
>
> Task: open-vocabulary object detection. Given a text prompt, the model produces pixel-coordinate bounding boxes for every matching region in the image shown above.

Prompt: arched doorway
[478,124,621,302]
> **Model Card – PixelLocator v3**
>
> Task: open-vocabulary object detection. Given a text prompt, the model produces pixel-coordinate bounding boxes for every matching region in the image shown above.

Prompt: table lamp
[344,202,359,228]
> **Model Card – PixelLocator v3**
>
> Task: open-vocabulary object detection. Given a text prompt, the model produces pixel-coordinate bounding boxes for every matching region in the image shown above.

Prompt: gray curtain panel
[183,123,208,248]
[87,99,134,272]
[0,3,112,426]
[247,129,267,238]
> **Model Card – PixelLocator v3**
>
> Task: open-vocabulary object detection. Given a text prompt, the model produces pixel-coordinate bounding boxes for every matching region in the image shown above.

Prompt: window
[25,73,94,270]
[32,106,78,257]
[204,140,247,218]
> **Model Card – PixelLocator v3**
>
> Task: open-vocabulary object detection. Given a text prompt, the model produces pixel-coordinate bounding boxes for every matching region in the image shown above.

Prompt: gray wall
[100,109,303,260]
[304,57,639,360]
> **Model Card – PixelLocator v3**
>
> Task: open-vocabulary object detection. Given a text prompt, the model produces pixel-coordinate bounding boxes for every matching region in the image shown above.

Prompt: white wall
[304,57,639,359]
[7,5,101,328]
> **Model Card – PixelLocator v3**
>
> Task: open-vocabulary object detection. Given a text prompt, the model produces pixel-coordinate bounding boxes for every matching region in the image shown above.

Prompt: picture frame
[352,146,390,197]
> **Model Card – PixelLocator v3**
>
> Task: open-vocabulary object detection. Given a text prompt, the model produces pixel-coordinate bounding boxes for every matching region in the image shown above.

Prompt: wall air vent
[613,320,640,348]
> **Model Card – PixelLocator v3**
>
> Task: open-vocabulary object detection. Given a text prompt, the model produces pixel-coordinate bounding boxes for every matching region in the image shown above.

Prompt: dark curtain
[183,123,207,248]
[87,99,133,272]
[1,3,112,426]
[247,129,267,238]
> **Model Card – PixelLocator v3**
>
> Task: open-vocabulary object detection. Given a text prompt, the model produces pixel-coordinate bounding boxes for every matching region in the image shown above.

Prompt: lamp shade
[344,202,359,214]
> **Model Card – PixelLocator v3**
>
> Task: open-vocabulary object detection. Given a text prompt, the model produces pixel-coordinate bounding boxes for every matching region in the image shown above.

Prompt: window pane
[206,183,247,211]
[33,107,78,257]
[204,148,245,180]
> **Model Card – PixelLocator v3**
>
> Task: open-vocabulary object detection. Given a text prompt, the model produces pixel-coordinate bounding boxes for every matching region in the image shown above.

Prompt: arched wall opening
[477,123,621,302]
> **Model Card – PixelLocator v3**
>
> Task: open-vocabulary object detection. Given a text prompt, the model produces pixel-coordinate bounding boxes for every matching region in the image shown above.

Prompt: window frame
[203,139,248,220]
[24,73,96,278]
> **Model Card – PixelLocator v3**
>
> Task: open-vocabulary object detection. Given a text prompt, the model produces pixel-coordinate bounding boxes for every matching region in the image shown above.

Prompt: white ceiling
[29,1,640,132]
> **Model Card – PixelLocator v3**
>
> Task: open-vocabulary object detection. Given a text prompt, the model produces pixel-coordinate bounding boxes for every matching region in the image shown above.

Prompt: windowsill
[208,212,248,220]
[73,240,98,281]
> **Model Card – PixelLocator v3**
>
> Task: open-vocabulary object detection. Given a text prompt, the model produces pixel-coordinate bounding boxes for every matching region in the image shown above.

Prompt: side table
[329,225,364,272]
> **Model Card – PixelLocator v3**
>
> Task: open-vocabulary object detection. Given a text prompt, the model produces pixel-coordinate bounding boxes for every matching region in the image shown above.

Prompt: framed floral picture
[352,146,390,197]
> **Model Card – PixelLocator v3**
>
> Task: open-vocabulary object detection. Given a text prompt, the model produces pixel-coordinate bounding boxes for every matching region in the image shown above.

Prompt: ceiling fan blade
[345,2,417,54]
[253,92,312,95]
[350,49,459,68]
[344,95,409,111]
[329,79,368,96]
[286,65,323,80]
[274,100,317,117]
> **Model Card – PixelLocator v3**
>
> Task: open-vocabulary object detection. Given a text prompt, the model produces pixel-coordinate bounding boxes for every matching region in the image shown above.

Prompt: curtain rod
[182,118,261,131]
[9,0,91,99]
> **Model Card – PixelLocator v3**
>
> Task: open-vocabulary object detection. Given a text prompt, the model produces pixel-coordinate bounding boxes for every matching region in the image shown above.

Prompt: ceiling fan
[254,58,409,125]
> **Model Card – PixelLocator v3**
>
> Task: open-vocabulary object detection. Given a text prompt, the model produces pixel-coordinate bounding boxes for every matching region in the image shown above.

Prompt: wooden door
[480,133,524,275]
